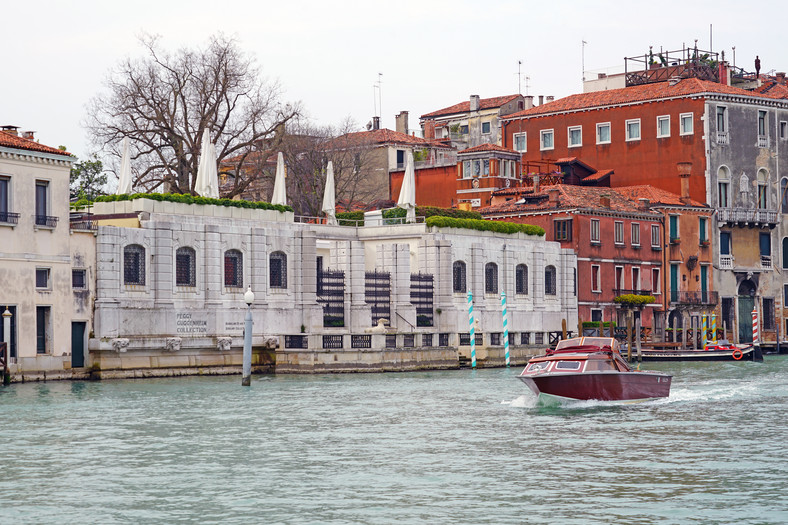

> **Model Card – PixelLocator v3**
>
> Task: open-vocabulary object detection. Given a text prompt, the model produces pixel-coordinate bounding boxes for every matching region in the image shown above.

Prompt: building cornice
[0,146,74,166]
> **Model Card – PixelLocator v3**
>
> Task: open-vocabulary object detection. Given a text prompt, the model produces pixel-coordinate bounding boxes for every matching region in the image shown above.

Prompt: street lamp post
[242,286,254,386]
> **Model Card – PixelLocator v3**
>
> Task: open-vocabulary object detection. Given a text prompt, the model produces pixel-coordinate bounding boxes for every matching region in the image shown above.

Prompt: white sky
[2,0,785,162]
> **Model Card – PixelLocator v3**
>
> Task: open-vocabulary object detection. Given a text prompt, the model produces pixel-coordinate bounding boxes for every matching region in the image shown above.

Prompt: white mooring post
[242,287,255,386]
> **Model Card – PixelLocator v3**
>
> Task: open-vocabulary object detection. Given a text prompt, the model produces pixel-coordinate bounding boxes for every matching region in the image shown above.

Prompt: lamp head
[244,286,255,305]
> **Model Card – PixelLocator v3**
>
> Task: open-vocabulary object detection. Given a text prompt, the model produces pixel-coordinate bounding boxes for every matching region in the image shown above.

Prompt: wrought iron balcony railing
[0,211,20,224]
[669,290,719,306]
[614,288,653,296]
[34,215,59,227]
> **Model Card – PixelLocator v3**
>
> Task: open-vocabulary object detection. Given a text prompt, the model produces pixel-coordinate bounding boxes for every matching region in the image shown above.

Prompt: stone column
[153,223,174,306]
[348,240,372,332]
[204,224,221,303]
[391,243,416,331]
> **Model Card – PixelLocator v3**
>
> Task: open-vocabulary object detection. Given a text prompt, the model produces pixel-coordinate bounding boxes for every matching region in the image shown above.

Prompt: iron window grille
[515,264,528,294]
[175,247,196,287]
[365,270,391,326]
[123,244,146,285]
[270,251,288,288]
[410,272,434,327]
[439,333,449,347]
[422,333,433,347]
[35,268,50,289]
[403,334,415,348]
[322,335,343,349]
[317,267,345,327]
[521,332,530,345]
[284,335,308,349]
[386,334,397,348]
[453,261,467,293]
[224,250,243,288]
[72,269,87,289]
[545,265,557,295]
[351,335,372,349]
[485,263,498,294]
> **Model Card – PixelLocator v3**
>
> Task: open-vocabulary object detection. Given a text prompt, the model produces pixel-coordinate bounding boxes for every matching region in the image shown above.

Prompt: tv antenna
[582,40,588,83]
[373,73,383,121]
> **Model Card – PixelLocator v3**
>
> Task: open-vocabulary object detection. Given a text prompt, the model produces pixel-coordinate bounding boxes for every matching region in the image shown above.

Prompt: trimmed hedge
[93,193,292,212]
[336,211,365,226]
[613,294,656,306]
[336,206,482,227]
[425,216,545,236]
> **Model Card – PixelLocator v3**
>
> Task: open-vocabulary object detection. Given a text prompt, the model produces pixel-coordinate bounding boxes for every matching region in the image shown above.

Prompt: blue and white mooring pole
[468,291,476,369]
[242,286,255,386]
[501,291,510,367]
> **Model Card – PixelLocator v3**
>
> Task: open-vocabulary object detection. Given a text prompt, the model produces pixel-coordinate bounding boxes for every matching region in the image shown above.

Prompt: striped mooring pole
[711,314,717,345]
[501,291,510,367]
[702,314,708,349]
[752,309,759,344]
[468,291,476,369]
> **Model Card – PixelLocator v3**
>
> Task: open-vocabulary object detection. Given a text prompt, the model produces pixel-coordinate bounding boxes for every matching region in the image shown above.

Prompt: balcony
[0,211,20,225]
[34,215,59,228]
[719,255,734,269]
[670,290,719,306]
[717,208,778,228]
[757,135,769,148]
[614,288,653,297]
[717,131,729,144]
[761,255,772,270]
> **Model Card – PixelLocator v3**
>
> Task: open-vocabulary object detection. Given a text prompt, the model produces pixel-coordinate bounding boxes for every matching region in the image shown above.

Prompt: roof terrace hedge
[426,216,545,236]
[92,193,293,212]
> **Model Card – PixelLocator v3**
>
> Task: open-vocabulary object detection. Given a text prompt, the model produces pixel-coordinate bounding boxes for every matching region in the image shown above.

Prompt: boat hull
[638,345,762,362]
[518,372,671,402]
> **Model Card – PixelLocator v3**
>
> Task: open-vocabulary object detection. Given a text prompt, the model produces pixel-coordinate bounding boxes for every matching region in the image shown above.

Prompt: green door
[71,322,86,368]
[738,296,754,343]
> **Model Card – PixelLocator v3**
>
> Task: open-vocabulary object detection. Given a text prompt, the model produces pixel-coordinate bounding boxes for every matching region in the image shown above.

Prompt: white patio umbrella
[396,149,416,223]
[322,161,337,225]
[116,137,133,195]
[195,129,220,198]
[271,152,287,205]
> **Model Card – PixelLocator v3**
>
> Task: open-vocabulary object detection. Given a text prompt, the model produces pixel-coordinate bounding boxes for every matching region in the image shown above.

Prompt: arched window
[270,251,287,289]
[718,166,730,208]
[515,264,528,295]
[782,178,788,213]
[224,250,243,288]
[757,168,769,209]
[485,263,498,294]
[452,261,466,293]
[123,244,146,285]
[545,265,557,295]
[176,247,196,287]
[782,238,788,270]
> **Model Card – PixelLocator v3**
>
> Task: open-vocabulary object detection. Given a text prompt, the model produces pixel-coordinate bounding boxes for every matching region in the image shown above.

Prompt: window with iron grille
[386,334,397,348]
[763,298,775,330]
[534,332,544,344]
[554,219,572,241]
[224,250,243,288]
[545,265,557,295]
[439,333,449,347]
[515,264,528,294]
[453,261,466,293]
[72,269,87,289]
[422,333,433,347]
[175,247,196,287]
[123,244,146,285]
[270,251,287,288]
[36,268,50,289]
[520,332,530,345]
[490,333,501,346]
[485,263,498,294]
[459,333,471,345]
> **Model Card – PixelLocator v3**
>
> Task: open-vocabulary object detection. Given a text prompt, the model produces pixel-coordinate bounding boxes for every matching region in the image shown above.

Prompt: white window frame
[36,267,52,290]
[481,121,491,135]
[591,264,601,292]
[513,132,527,152]
[72,268,88,290]
[631,222,640,247]
[540,129,554,151]
[716,105,728,133]
[652,267,661,294]
[614,221,624,245]
[651,224,661,249]
[625,119,641,141]
[680,112,694,135]
[780,121,787,140]
[614,265,624,290]
[590,219,600,244]
[567,126,582,148]
[657,115,670,138]
[758,110,768,138]
[632,267,641,291]
[596,122,611,145]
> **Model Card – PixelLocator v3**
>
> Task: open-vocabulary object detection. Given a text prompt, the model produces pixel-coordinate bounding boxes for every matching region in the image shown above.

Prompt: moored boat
[637,340,762,362]
[518,337,671,403]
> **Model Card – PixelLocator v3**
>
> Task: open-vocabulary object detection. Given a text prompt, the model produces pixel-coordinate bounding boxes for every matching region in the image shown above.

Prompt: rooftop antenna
[373,73,383,123]
[525,76,531,96]
[582,40,588,83]
[518,60,522,94]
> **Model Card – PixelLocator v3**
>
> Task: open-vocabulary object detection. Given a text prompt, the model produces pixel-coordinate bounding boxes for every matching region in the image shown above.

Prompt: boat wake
[501,395,539,408]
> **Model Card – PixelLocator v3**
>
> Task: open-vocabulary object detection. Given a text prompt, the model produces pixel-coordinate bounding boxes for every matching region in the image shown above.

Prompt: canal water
[1,357,787,524]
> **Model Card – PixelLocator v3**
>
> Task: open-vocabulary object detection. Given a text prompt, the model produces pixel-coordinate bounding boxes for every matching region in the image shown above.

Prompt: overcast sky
[2,0,785,162]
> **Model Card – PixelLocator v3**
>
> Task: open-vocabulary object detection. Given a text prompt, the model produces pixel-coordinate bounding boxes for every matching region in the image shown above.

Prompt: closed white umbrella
[271,152,287,205]
[396,149,416,223]
[116,137,133,195]
[195,129,220,198]
[322,161,337,225]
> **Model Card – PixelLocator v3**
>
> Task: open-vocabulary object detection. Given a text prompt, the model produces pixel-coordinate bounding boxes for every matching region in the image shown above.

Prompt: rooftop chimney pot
[470,95,480,112]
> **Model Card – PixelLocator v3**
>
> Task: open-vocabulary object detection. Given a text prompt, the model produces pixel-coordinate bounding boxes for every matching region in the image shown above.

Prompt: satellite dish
[366,121,373,131]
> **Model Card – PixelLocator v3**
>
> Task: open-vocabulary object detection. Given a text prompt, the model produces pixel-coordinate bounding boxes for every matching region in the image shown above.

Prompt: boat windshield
[554,337,619,352]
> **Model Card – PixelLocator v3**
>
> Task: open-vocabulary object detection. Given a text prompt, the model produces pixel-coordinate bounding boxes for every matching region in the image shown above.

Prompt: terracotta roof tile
[503,79,769,120]
[330,128,450,149]
[458,143,518,154]
[421,94,521,119]
[0,131,72,157]
[614,185,707,207]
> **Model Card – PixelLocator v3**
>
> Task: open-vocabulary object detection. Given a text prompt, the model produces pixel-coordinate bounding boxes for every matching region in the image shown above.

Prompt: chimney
[1,125,19,136]
[545,96,554,103]
[470,95,480,112]
[638,198,650,211]
[395,111,409,134]
[538,95,544,105]
[372,116,380,131]
[523,95,534,109]
[677,162,692,204]
[532,175,540,193]
[547,188,560,206]
[22,130,35,140]
[600,195,611,208]
[777,72,786,84]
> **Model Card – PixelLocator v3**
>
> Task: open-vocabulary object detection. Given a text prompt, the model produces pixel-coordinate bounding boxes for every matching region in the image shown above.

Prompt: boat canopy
[553,337,620,354]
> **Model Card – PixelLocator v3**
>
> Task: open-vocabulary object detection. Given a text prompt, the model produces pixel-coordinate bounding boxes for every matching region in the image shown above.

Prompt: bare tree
[86,33,299,196]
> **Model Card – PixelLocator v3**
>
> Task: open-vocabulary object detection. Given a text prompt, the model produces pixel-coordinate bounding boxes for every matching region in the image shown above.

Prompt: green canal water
[1,357,787,524]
